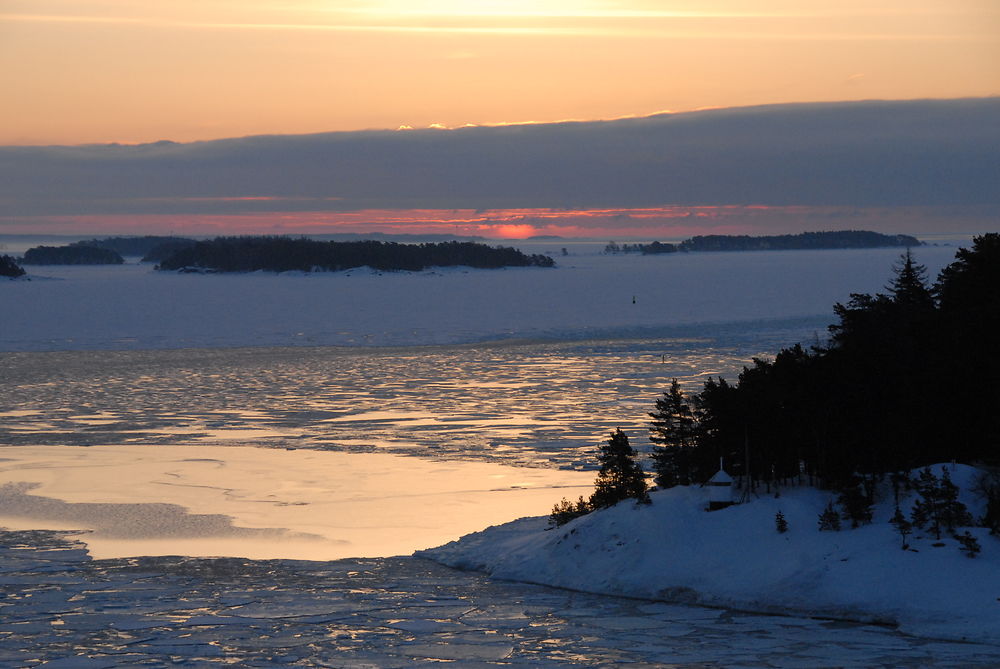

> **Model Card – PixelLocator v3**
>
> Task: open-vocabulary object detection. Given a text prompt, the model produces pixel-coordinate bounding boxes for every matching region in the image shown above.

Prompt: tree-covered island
[605,229,922,255]
[154,236,555,273]
[21,245,124,265]
[16,236,198,265]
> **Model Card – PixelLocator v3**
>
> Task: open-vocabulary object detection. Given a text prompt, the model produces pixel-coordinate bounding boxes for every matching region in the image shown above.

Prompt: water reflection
[0,445,592,560]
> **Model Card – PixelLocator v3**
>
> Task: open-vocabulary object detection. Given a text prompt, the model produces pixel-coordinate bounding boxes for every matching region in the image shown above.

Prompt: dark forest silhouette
[69,236,197,259]
[646,234,1000,494]
[605,230,921,255]
[21,245,124,265]
[0,255,25,278]
[154,237,555,273]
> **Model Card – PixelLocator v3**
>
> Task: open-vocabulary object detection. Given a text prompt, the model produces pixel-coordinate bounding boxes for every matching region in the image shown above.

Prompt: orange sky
[17,204,996,240]
[2,0,998,146]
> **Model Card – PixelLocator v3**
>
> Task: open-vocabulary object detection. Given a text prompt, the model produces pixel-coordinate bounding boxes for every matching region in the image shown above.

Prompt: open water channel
[4,334,1000,665]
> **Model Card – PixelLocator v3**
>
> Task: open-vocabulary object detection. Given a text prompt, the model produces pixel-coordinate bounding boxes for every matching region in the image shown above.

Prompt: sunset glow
[2,1,996,146]
[2,1,998,238]
[11,204,984,240]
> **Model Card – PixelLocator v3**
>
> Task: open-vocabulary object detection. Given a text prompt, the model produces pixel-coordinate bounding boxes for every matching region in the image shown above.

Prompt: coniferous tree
[938,468,974,531]
[639,238,1000,495]
[775,510,789,533]
[984,497,1000,536]
[550,496,591,527]
[955,531,982,558]
[887,249,934,309]
[911,467,973,540]
[818,501,842,531]
[837,476,874,528]
[589,429,650,509]
[976,472,1000,535]
[890,505,912,549]
[936,233,1000,322]
[890,470,910,507]
[649,379,698,487]
[911,467,944,539]
[933,233,1000,457]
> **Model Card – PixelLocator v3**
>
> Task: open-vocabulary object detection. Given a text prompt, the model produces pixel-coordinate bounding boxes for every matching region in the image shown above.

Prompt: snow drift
[420,464,1000,643]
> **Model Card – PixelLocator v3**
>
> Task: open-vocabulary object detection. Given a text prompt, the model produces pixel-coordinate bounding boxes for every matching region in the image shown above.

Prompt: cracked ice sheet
[0,444,592,560]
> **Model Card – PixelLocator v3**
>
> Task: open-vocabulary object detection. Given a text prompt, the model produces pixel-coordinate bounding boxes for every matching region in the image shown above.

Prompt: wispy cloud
[15,204,997,238]
[327,0,999,20]
[1,14,145,25]
[0,14,600,35]
[6,4,995,40]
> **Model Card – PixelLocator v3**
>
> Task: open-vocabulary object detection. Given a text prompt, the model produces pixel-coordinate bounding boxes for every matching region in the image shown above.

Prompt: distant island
[21,245,124,265]
[155,236,555,273]
[605,230,922,255]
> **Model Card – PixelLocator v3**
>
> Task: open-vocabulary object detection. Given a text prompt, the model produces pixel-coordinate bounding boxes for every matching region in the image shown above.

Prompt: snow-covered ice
[3,528,999,667]
[0,242,962,352]
[0,337,778,564]
[0,336,802,469]
[4,238,998,663]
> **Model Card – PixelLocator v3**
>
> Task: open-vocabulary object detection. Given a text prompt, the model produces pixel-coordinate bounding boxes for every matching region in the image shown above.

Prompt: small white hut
[706,460,734,510]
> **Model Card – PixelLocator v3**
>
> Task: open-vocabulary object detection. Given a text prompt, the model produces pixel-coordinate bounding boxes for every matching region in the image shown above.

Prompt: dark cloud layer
[2,98,998,218]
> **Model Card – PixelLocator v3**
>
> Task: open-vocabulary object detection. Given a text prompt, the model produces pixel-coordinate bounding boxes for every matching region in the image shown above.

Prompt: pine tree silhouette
[589,429,650,509]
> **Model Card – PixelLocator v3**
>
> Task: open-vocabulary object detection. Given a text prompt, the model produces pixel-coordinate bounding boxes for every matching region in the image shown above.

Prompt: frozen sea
[4,237,1000,665]
[6,529,1000,667]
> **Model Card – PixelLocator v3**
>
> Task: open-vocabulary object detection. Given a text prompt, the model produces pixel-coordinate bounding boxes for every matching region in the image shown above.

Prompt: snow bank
[420,464,1000,643]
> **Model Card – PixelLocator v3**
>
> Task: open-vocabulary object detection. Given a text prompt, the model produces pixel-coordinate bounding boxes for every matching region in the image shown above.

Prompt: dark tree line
[142,240,198,263]
[604,230,918,257]
[0,255,25,278]
[641,241,678,255]
[21,245,124,265]
[648,235,1000,493]
[69,236,197,259]
[679,231,921,252]
[604,241,679,255]
[155,237,555,273]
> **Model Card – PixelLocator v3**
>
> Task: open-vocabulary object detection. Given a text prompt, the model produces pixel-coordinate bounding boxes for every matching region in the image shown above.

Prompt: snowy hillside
[421,464,1000,643]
